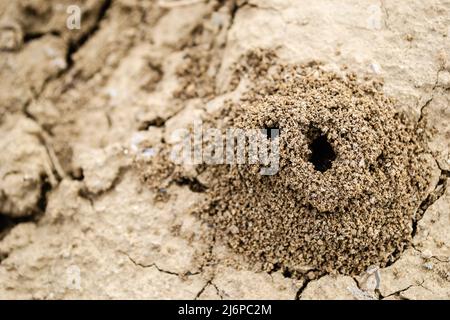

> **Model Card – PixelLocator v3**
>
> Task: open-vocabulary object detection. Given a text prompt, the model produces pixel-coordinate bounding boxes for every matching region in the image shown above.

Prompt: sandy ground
[0,0,449,299]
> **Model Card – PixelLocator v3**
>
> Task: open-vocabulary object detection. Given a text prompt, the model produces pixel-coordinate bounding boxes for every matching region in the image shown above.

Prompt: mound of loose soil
[191,51,433,276]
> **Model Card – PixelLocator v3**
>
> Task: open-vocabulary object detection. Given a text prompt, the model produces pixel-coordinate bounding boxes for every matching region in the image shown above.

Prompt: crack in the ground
[229,0,240,24]
[23,30,62,43]
[210,281,225,299]
[0,251,8,265]
[77,164,131,204]
[194,279,213,300]
[379,0,391,31]
[417,96,434,124]
[36,178,52,215]
[0,202,47,242]
[411,162,448,239]
[382,280,427,300]
[65,0,112,69]
[412,246,450,263]
[417,71,440,124]
[294,273,326,300]
[194,275,225,300]
[239,0,281,13]
[121,251,199,278]
[0,214,14,243]
[294,278,311,300]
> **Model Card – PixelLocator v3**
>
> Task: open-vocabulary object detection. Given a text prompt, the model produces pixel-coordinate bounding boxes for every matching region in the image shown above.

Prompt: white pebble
[423,262,433,270]
[370,62,382,74]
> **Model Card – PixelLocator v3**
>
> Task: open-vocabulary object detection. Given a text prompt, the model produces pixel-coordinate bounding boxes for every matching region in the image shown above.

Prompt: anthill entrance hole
[308,132,336,172]
[0,214,13,241]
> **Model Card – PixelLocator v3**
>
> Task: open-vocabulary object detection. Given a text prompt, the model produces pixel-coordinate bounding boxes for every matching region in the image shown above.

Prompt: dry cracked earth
[0,0,449,299]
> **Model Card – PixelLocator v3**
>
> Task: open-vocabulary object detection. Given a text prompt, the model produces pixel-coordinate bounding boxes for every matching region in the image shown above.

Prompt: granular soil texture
[193,51,433,276]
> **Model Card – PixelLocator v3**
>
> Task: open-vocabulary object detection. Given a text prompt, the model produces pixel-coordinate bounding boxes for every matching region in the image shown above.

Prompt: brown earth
[0,0,449,299]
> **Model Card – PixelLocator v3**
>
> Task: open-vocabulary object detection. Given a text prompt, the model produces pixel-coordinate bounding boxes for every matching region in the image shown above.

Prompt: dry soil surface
[0,0,449,299]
